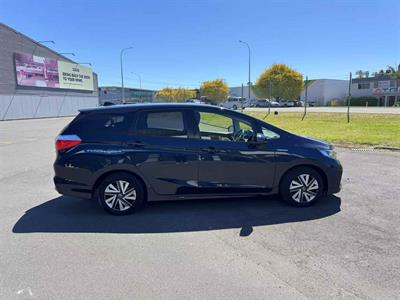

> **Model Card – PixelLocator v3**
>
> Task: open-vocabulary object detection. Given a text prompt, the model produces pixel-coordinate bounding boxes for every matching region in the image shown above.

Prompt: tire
[279,167,324,207]
[97,172,146,215]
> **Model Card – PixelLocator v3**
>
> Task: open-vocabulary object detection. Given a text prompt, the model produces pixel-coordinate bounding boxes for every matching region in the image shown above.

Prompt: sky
[1,0,399,90]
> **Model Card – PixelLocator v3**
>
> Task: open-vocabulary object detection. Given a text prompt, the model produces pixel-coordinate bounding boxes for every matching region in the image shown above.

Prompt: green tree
[174,88,196,102]
[156,87,196,102]
[253,64,304,101]
[200,79,229,104]
[386,65,400,93]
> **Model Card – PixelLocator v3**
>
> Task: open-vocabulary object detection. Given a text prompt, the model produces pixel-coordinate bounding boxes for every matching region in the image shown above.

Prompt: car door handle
[201,146,217,153]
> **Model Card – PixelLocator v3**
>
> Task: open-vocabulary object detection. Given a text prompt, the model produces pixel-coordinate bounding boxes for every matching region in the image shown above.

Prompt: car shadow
[13,195,341,236]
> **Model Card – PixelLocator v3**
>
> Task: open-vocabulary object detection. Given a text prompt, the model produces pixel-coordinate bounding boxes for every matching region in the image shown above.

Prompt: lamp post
[31,40,55,56]
[120,46,134,104]
[239,40,251,100]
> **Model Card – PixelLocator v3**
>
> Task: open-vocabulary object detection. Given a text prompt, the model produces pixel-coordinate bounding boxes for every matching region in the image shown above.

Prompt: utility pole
[302,76,308,121]
[268,80,272,115]
[120,46,133,104]
[347,72,352,123]
[263,81,272,120]
[239,40,251,100]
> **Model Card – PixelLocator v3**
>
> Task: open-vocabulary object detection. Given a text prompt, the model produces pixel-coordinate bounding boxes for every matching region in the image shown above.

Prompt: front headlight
[320,149,337,159]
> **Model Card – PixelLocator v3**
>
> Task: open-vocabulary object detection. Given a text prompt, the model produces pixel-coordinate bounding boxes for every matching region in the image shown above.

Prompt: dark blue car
[54,103,342,215]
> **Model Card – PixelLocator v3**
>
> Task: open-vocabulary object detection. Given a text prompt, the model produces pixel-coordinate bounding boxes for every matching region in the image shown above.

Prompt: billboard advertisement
[14,52,94,91]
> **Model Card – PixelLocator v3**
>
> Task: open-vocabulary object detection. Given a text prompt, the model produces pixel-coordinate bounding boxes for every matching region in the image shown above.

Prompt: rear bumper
[54,176,92,199]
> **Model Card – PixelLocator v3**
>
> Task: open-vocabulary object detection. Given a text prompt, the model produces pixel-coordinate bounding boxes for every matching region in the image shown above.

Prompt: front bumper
[325,159,343,194]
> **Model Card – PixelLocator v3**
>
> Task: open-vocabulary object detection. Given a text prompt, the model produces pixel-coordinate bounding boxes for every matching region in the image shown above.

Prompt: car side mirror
[256,133,267,143]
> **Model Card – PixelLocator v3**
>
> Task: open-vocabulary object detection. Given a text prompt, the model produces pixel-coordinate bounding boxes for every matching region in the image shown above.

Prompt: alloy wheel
[104,180,137,211]
[289,174,319,203]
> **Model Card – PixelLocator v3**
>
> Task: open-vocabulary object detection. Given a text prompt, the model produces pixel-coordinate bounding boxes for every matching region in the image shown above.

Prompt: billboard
[373,80,398,95]
[14,52,94,91]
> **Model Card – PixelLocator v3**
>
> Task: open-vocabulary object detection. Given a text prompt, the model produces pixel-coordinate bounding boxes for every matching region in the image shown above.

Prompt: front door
[192,109,275,194]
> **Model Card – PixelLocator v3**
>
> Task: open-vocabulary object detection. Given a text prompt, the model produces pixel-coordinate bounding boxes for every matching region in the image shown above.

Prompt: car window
[196,111,255,142]
[136,110,187,138]
[262,127,280,140]
[63,112,131,141]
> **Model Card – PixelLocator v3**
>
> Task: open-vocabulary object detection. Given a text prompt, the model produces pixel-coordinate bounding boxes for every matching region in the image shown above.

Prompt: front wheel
[97,172,146,215]
[280,167,324,207]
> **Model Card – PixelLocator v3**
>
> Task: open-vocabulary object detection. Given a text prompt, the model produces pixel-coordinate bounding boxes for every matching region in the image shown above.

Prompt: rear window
[136,110,187,138]
[62,112,133,141]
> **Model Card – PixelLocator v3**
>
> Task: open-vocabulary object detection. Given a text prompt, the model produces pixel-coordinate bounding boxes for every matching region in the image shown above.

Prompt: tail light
[56,135,81,152]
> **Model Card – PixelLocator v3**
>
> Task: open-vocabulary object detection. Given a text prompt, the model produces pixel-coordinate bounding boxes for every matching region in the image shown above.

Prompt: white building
[300,79,348,106]
[229,85,256,100]
[230,80,349,106]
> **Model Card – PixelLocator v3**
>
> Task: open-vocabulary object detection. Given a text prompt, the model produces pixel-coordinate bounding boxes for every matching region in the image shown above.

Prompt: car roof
[80,103,225,113]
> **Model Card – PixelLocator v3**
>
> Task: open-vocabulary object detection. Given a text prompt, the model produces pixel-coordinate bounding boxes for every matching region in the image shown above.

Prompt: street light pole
[120,46,133,104]
[239,40,251,100]
[32,40,55,56]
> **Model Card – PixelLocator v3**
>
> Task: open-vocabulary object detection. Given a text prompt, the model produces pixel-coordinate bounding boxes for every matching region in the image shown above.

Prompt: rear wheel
[280,167,324,207]
[97,173,146,215]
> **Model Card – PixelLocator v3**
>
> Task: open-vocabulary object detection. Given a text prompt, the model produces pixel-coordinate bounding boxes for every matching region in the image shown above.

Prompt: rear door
[128,108,199,195]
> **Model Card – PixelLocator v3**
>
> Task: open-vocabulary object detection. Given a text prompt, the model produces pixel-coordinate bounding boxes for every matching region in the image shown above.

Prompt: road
[1,117,400,299]
[245,106,400,114]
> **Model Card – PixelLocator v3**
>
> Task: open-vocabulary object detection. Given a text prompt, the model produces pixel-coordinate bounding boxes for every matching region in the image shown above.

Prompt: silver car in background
[220,97,246,110]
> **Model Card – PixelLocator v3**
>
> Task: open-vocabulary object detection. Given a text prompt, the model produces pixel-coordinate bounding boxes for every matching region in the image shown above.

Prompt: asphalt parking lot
[1,117,400,299]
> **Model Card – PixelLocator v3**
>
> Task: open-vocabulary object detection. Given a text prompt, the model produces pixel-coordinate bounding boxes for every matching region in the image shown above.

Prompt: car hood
[292,134,332,150]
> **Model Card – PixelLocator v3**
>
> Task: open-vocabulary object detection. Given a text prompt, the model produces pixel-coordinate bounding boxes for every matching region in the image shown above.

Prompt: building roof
[99,86,157,92]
